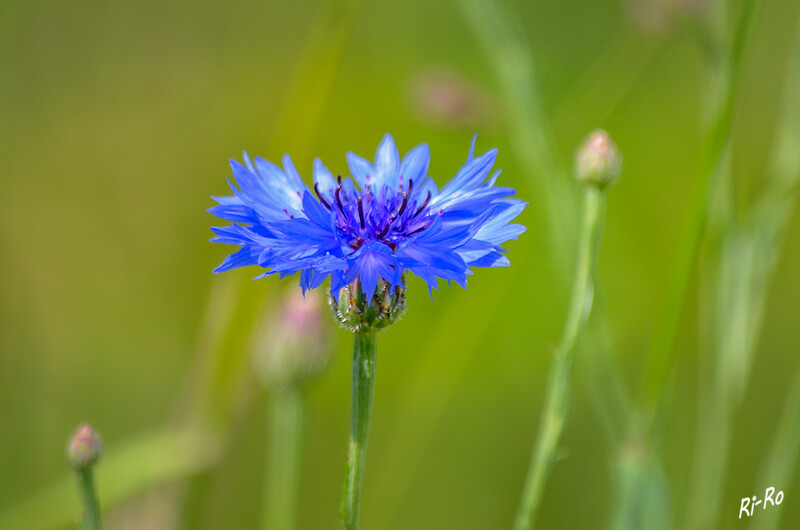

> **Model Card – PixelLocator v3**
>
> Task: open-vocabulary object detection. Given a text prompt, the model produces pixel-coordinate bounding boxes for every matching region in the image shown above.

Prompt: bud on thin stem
[256,290,333,529]
[68,424,104,471]
[253,289,332,391]
[575,129,622,188]
[67,424,103,530]
[515,137,617,528]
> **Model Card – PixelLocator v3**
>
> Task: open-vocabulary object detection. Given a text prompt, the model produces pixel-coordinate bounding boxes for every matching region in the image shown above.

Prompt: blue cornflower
[209,134,526,300]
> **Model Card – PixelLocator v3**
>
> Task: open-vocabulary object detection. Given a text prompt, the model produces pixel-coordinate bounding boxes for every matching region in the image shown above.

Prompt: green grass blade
[685,12,800,530]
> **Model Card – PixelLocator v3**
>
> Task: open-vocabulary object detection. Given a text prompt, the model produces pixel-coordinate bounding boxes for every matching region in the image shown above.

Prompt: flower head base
[209,134,526,306]
[331,277,407,333]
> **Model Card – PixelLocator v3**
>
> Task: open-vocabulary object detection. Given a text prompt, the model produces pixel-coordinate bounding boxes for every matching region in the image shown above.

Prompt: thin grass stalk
[636,0,759,425]
[458,5,641,527]
[3,1,357,528]
[611,1,757,524]
[609,445,671,530]
[612,4,760,526]
[459,0,635,452]
[177,0,362,524]
[514,186,606,530]
[457,0,576,272]
[687,18,800,529]
[182,0,363,436]
[751,366,800,530]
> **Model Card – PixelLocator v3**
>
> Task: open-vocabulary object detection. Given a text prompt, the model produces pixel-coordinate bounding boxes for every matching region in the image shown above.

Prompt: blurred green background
[2,0,800,528]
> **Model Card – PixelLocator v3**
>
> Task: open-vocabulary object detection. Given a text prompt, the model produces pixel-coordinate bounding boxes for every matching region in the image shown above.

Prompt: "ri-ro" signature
[739,487,784,519]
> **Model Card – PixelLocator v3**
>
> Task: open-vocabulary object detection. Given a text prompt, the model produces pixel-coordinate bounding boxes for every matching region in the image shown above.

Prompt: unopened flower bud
[575,129,622,188]
[330,277,407,334]
[67,423,104,470]
[253,289,332,390]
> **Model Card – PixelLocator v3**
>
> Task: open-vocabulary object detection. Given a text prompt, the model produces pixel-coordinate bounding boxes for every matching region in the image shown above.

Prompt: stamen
[335,185,348,220]
[407,210,440,235]
[283,208,294,219]
[358,196,365,230]
[376,223,390,239]
[314,183,331,209]
[398,179,413,217]
[413,190,432,218]
[407,219,434,235]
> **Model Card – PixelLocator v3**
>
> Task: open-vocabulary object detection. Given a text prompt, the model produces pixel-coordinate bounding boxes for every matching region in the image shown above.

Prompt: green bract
[330,278,407,333]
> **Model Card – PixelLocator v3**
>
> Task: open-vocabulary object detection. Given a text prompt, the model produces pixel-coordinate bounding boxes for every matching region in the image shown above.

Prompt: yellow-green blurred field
[2,0,800,528]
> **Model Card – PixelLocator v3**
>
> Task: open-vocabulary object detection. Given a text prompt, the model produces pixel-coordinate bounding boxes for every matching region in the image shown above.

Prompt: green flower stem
[74,468,101,530]
[514,186,605,530]
[342,331,378,530]
[263,387,304,530]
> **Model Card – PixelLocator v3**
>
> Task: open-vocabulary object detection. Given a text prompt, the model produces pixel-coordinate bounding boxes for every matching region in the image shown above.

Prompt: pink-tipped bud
[575,129,622,188]
[253,289,332,390]
[67,423,104,470]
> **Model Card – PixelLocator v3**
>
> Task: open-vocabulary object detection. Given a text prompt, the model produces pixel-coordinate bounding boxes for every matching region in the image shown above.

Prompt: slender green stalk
[457,0,575,273]
[751,366,800,530]
[514,186,605,530]
[636,0,759,426]
[609,444,671,530]
[75,469,101,530]
[686,16,800,530]
[263,388,304,530]
[608,2,759,528]
[182,0,363,435]
[459,0,634,456]
[179,1,361,523]
[342,331,378,530]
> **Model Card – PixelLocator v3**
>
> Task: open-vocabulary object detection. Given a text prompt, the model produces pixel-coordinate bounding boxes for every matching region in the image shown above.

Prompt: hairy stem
[342,331,378,530]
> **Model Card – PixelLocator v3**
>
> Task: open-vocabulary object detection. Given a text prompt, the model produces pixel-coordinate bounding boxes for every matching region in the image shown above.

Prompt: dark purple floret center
[314,176,436,251]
